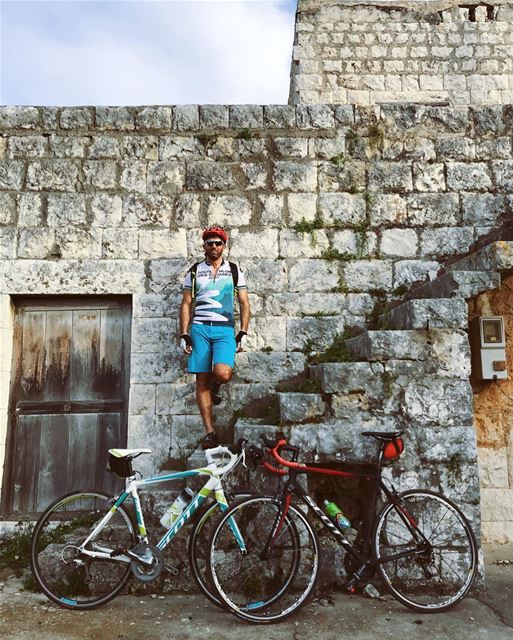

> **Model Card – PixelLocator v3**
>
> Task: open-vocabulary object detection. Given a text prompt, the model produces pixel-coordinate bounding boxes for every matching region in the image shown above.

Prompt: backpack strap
[188,262,199,300]
[229,261,239,289]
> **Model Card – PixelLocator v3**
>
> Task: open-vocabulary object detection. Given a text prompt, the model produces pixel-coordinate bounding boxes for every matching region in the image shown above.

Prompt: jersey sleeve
[182,270,192,291]
[235,266,247,291]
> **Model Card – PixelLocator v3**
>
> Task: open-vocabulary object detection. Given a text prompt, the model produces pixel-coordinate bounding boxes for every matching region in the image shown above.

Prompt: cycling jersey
[182,259,247,326]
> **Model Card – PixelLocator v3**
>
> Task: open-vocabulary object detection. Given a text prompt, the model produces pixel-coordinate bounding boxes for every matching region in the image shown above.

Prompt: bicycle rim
[374,490,478,612]
[188,492,254,608]
[31,491,135,610]
[208,496,319,623]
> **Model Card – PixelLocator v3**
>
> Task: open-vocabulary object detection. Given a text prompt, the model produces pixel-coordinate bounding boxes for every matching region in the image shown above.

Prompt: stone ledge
[410,270,501,300]
[449,241,513,272]
[384,298,468,330]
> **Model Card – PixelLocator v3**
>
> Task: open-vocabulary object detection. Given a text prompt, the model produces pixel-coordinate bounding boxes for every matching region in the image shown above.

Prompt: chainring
[130,544,164,582]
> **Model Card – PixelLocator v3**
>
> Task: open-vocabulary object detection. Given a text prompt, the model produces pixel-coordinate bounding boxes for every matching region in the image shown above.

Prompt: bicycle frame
[261,440,431,579]
[77,446,246,563]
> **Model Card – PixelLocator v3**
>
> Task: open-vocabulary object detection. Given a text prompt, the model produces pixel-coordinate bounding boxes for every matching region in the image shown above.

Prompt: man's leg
[210,327,236,404]
[196,372,215,433]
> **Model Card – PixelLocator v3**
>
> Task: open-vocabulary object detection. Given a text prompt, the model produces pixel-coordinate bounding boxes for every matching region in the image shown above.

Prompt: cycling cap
[202,226,228,244]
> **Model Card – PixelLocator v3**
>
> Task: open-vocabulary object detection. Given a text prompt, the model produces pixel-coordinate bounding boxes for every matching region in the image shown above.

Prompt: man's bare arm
[237,289,250,333]
[180,290,193,354]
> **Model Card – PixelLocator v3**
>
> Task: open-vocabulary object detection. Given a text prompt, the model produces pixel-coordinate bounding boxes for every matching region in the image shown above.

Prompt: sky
[0,0,297,106]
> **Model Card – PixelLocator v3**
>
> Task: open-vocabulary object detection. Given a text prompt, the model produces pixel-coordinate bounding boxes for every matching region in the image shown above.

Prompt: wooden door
[2,296,131,515]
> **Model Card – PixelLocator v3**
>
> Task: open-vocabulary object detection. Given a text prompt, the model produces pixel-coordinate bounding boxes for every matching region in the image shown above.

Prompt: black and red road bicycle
[207,431,478,623]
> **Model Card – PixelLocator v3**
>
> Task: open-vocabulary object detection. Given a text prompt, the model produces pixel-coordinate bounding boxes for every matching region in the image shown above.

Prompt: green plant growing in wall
[331,153,346,167]
[310,328,361,364]
[293,217,325,234]
[197,133,218,150]
[236,129,253,140]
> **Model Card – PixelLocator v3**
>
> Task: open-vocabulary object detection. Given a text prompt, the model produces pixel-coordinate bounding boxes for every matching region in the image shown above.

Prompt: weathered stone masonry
[1,102,513,550]
[291,0,513,106]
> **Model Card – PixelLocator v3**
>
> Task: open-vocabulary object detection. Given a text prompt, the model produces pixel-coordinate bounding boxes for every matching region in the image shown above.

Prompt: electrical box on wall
[469,316,508,380]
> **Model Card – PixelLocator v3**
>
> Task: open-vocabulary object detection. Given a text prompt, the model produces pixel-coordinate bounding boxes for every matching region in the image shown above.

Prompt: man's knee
[213,365,232,384]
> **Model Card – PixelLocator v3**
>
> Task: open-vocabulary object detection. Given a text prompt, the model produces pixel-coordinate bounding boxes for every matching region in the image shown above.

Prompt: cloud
[0,0,297,106]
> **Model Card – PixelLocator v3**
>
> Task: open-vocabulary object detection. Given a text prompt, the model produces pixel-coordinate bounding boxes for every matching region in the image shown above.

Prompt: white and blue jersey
[182,259,247,327]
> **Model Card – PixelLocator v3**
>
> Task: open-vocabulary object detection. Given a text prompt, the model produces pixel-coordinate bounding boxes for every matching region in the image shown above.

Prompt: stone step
[383,298,468,330]
[344,329,429,361]
[310,361,384,394]
[233,419,288,444]
[277,392,326,424]
[409,270,500,300]
[449,241,513,272]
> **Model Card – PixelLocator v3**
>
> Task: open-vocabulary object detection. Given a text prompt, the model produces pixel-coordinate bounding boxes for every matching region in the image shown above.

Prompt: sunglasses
[205,240,224,247]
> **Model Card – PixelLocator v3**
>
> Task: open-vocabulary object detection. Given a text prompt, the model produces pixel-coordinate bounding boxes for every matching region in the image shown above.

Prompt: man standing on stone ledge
[179,226,250,450]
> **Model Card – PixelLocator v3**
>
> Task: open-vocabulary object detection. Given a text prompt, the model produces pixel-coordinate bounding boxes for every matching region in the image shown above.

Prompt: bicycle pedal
[164,562,179,576]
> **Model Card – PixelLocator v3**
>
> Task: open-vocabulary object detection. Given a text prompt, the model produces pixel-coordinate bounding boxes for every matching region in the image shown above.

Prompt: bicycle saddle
[108,448,151,459]
[361,431,402,441]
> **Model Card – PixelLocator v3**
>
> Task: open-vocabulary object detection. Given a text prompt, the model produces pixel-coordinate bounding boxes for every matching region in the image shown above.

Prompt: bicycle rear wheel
[208,496,319,623]
[374,490,478,612]
[188,491,253,607]
[31,491,135,610]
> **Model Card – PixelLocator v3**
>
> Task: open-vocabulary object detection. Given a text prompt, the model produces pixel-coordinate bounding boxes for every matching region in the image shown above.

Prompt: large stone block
[199,105,230,129]
[380,229,418,258]
[260,194,285,227]
[17,193,43,227]
[478,447,509,489]
[233,352,306,383]
[186,161,235,191]
[247,316,287,352]
[385,298,468,330]
[273,161,317,192]
[54,229,102,259]
[130,351,184,384]
[279,229,329,258]
[420,227,474,258]
[0,230,17,259]
[318,192,366,226]
[206,195,252,226]
[369,194,407,226]
[407,193,459,226]
[8,135,47,158]
[122,194,173,227]
[26,160,80,191]
[95,107,135,131]
[155,382,198,415]
[450,241,513,272]
[102,229,139,259]
[0,106,40,129]
[412,163,446,192]
[278,393,326,424]
[263,105,296,128]
[136,106,173,131]
[0,161,25,190]
[368,161,413,192]
[428,329,471,379]
[462,194,505,225]
[343,259,393,292]
[288,259,339,292]
[127,415,171,474]
[17,229,55,259]
[345,329,429,361]
[46,194,87,227]
[403,377,473,427]
[286,315,346,351]
[229,229,279,259]
[128,383,156,415]
[229,105,264,129]
[2,259,146,294]
[0,193,15,225]
[147,161,184,195]
[311,361,383,395]
[235,259,287,294]
[446,162,492,191]
[417,426,478,464]
[264,292,348,316]
[138,230,187,259]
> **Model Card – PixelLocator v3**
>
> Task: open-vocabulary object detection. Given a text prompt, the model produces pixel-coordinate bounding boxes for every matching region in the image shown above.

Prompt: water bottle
[323,500,351,531]
[160,487,195,529]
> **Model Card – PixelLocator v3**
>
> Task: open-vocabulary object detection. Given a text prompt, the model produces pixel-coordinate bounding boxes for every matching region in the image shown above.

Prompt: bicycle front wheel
[31,491,136,610]
[208,496,319,623]
[188,491,254,607]
[374,490,478,612]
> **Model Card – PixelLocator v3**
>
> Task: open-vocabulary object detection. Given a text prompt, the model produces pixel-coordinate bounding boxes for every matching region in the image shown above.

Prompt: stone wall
[290,0,513,106]
[469,272,513,543]
[0,102,510,498]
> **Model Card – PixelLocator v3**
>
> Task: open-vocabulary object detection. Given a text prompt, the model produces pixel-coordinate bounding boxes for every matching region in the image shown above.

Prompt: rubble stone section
[290,0,513,106]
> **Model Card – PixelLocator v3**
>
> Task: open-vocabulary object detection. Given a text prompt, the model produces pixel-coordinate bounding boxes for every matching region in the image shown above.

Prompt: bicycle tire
[208,495,320,623]
[188,491,254,608]
[373,489,478,612]
[31,490,136,610]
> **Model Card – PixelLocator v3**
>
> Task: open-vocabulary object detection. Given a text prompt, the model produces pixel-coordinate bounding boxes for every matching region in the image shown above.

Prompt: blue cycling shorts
[188,324,236,373]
